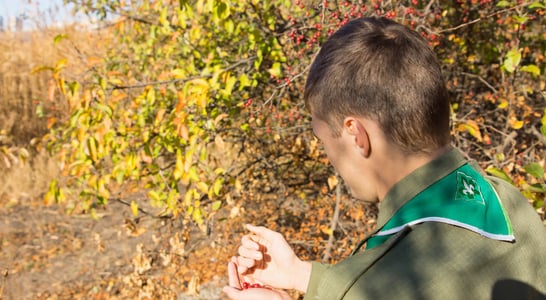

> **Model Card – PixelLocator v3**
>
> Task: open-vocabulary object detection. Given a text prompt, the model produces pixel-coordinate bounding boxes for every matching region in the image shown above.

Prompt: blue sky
[0,0,79,29]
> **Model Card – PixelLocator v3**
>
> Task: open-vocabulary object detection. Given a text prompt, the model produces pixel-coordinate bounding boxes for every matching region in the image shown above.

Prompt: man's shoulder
[354,221,545,299]
[310,221,546,299]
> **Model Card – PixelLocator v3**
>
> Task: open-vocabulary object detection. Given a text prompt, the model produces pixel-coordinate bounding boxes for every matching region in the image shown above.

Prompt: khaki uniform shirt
[304,149,546,299]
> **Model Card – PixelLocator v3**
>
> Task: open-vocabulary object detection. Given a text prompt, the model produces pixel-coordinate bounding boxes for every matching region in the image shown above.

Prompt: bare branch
[435,2,532,34]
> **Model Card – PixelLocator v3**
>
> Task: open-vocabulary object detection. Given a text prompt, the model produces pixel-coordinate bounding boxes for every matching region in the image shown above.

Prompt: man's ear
[344,117,371,157]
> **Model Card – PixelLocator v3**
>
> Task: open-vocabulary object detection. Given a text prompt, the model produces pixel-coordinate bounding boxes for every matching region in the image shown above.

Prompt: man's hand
[223,258,292,300]
[234,224,312,292]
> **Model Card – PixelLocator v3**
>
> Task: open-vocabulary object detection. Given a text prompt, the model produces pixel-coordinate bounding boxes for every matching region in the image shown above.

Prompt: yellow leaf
[211,177,224,196]
[97,177,110,201]
[171,68,185,78]
[498,99,508,109]
[327,175,338,190]
[467,55,478,63]
[268,62,282,78]
[87,137,98,162]
[131,200,139,217]
[196,181,208,193]
[55,58,68,71]
[174,150,184,180]
[190,78,210,87]
[321,226,333,235]
[456,121,482,142]
[90,208,99,220]
[510,119,524,129]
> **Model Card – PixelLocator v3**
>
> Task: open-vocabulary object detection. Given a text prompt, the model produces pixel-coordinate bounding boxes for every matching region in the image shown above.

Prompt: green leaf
[238,74,251,90]
[146,88,156,106]
[212,200,222,211]
[524,162,544,179]
[529,2,546,9]
[496,1,512,7]
[520,64,540,77]
[485,166,514,184]
[268,62,282,78]
[96,103,113,118]
[36,104,44,118]
[148,190,163,203]
[502,49,521,73]
[224,74,237,95]
[512,15,528,24]
[525,183,546,193]
[54,34,68,45]
[215,1,230,20]
[69,109,84,128]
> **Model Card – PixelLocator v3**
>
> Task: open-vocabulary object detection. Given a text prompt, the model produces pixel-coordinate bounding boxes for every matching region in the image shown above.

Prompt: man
[223,17,546,299]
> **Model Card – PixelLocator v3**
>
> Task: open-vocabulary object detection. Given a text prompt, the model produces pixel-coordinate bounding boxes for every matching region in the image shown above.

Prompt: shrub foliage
[43,0,545,223]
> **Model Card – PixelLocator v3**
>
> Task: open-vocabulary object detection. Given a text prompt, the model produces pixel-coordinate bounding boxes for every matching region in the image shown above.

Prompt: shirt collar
[376,148,468,229]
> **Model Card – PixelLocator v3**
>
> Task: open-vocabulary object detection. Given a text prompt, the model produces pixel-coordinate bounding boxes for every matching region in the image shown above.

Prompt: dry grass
[0,25,106,202]
[0,149,59,206]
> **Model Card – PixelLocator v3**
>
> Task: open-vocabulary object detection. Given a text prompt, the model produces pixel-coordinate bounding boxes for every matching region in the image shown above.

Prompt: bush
[43,0,545,224]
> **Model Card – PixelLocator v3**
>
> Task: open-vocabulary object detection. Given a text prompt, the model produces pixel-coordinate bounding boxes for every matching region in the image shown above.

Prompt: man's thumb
[245,224,270,235]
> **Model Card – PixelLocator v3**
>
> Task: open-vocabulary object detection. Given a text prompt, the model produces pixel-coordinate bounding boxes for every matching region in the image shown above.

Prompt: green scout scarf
[365,163,515,250]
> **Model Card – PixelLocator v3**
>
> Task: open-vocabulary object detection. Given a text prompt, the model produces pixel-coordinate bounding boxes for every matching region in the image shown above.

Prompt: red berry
[242,282,250,289]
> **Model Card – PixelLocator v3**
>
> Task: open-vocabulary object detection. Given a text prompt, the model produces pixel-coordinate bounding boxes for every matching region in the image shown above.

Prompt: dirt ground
[0,199,230,300]
[0,152,235,300]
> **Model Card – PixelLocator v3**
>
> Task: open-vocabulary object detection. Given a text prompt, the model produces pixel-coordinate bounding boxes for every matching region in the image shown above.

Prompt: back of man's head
[305,17,451,154]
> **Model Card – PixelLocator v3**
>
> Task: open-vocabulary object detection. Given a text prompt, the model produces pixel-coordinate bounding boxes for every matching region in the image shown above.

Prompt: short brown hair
[304,17,451,154]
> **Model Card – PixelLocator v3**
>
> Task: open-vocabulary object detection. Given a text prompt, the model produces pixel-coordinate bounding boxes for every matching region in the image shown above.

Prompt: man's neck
[373,145,452,201]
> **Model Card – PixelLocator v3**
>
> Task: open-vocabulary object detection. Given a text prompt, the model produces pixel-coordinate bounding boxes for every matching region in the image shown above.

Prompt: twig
[110,56,255,90]
[497,131,518,155]
[531,126,546,145]
[322,174,342,263]
[114,198,171,219]
[460,72,498,94]
[0,268,7,296]
[111,75,203,90]
[435,2,532,34]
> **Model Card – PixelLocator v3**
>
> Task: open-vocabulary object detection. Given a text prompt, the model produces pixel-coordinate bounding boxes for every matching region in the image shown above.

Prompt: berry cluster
[242,282,269,289]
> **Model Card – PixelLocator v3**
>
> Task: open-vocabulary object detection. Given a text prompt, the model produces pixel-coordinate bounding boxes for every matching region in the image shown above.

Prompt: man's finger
[236,256,257,270]
[227,261,241,288]
[238,245,263,260]
[246,224,279,242]
[246,224,267,235]
[241,235,260,250]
